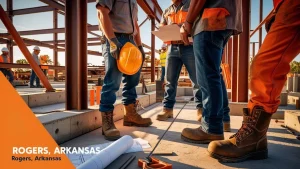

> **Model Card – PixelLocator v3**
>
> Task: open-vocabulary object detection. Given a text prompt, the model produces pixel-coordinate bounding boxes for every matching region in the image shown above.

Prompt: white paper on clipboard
[152,24,193,42]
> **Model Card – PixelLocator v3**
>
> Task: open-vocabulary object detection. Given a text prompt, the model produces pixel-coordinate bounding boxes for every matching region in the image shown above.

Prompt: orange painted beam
[0,4,54,92]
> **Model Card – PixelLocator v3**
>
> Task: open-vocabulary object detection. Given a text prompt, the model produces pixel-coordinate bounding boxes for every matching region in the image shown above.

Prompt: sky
[0,0,299,66]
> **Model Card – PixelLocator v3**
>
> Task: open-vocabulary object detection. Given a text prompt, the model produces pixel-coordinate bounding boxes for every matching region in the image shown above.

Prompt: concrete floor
[61,102,300,169]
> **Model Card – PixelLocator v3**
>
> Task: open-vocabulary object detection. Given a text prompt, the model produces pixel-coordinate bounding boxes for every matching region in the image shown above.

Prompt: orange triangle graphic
[0,73,75,169]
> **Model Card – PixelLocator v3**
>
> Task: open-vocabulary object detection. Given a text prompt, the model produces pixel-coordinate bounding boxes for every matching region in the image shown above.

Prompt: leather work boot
[196,108,231,132]
[101,111,121,141]
[156,108,173,121]
[208,107,272,163]
[181,126,224,144]
[197,108,202,122]
[223,121,231,132]
[123,102,152,127]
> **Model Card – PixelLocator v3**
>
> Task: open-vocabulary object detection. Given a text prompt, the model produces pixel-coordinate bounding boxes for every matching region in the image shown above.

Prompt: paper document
[67,137,150,167]
[152,24,193,42]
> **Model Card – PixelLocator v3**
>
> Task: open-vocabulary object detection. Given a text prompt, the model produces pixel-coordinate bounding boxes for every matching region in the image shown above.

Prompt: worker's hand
[109,37,123,60]
[138,46,145,63]
[180,23,190,46]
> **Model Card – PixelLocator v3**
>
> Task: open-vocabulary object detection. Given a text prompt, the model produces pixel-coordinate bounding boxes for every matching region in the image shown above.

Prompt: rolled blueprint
[77,135,134,169]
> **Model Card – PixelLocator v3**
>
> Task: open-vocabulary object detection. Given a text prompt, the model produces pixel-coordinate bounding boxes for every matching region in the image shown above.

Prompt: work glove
[109,37,123,60]
[138,45,145,63]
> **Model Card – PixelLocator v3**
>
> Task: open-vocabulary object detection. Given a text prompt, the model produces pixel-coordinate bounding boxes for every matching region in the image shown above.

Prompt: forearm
[134,21,142,46]
[97,6,115,40]
[186,0,206,23]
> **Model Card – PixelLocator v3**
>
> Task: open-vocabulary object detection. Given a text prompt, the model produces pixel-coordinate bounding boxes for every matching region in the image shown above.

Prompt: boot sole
[208,149,268,163]
[102,131,121,141]
[123,121,153,127]
[181,134,223,144]
[156,115,173,121]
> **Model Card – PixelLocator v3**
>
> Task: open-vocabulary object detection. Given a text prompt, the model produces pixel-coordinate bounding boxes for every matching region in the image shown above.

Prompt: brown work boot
[156,108,173,121]
[223,121,231,132]
[197,108,203,121]
[208,107,272,162]
[101,111,121,141]
[123,102,152,127]
[181,126,224,144]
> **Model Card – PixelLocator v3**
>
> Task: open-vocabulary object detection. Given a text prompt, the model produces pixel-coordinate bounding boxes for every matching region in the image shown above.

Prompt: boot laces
[134,100,145,111]
[103,112,114,129]
[230,115,256,142]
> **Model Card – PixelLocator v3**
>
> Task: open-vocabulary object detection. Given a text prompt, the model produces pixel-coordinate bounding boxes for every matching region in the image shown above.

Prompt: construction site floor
[61,102,300,169]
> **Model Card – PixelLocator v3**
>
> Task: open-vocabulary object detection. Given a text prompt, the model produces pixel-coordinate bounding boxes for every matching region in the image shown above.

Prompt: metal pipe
[259,0,263,47]
[0,4,54,92]
[65,0,88,110]
[151,17,155,82]
[53,9,58,81]
[231,35,239,102]
[237,0,250,102]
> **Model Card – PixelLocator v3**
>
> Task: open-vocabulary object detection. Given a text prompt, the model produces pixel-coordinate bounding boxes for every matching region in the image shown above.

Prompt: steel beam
[259,0,263,47]
[137,0,163,22]
[0,25,98,37]
[39,0,64,11]
[231,35,239,102]
[0,4,54,92]
[42,37,100,43]
[237,0,250,102]
[151,17,155,82]
[65,0,88,110]
[7,0,13,63]
[53,9,58,81]
[12,6,54,15]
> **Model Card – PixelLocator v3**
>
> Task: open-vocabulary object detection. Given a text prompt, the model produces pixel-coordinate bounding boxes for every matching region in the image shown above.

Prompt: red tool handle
[138,157,172,169]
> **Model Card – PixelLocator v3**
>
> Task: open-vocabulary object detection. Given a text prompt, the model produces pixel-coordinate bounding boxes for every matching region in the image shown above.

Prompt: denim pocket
[210,30,232,49]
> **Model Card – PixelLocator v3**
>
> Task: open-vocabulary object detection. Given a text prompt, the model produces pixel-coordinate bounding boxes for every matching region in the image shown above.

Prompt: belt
[171,41,184,45]
[114,32,133,38]
[171,41,193,45]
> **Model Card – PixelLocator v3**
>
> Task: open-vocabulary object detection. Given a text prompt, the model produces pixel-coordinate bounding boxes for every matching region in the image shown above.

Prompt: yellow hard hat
[117,42,143,75]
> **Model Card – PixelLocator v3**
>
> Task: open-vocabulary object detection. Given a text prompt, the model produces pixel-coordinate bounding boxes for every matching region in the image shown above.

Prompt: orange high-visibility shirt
[273,0,284,11]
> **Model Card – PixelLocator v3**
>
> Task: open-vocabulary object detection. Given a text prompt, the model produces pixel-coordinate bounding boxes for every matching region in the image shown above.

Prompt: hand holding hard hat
[109,37,123,60]
[117,42,143,75]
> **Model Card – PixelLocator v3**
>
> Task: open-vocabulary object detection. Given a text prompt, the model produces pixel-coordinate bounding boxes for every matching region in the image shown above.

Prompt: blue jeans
[30,69,40,86]
[163,44,202,109]
[193,30,233,134]
[160,66,165,81]
[0,68,14,83]
[99,34,141,113]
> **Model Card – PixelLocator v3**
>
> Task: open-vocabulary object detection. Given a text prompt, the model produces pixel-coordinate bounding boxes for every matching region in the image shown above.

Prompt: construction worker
[156,0,203,122]
[96,0,152,141]
[159,44,167,81]
[30,46,43,88]
[180,0,242,143]
[0,47,14,85]
[207,0,300,162]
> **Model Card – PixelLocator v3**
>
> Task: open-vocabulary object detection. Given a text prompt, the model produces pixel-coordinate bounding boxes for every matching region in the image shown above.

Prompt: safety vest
[160,52,167,67]
[0,55,10,63]
[162,0,190,44]
[193,0,242,36]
